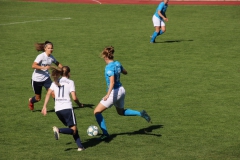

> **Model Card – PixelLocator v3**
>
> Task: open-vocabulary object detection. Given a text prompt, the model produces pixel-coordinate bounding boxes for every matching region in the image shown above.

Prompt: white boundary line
[92,0,101,4]
[0,17,71,26]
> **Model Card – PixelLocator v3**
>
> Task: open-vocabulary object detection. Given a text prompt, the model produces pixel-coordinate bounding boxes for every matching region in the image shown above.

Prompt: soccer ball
[87,125,99,136]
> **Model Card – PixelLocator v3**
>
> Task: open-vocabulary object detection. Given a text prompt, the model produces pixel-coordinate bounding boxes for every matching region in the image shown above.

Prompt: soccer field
[0,1,240,159]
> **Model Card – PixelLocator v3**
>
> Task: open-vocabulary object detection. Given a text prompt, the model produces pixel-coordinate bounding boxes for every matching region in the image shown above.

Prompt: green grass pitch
[0,1,240,159]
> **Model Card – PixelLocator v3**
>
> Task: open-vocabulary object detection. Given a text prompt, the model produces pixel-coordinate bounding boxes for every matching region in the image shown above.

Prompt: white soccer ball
[87,125,99,136]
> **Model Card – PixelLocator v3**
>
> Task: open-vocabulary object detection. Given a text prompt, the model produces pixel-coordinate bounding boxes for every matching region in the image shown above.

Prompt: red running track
[24,0,240,5]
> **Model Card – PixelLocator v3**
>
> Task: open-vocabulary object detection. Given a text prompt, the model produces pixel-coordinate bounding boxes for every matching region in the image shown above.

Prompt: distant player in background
[28,41,63,111]
[41,66,85,151]
[150,0,169,43]
[94,46,151,141]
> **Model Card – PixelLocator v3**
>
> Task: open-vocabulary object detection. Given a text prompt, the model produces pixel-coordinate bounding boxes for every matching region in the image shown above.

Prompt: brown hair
[101,46,114,59]
[35,41,53,52]
[51,66,71,86]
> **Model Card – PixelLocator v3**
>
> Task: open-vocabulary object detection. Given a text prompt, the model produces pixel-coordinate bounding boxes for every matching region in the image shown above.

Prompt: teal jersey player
[104,61,123,91]
[150,0,169,43]
[154,1,168,21]
[94,46,152,141]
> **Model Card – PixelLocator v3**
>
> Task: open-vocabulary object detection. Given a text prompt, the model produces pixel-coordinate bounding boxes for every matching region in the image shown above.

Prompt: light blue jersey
[104,61,123,91]
[154,2,168,21]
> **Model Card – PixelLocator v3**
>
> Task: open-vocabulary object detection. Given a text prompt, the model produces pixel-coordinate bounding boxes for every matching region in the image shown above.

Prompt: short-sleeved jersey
[50,77,75,112]
[32,52,57,82]
[104,61,123,92]
[154,2,168,21]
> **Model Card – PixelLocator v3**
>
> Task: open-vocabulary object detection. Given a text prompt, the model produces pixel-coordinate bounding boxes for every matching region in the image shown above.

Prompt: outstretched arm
[54,61,63,68]
[71,91,83,107]
[41,89,53,116]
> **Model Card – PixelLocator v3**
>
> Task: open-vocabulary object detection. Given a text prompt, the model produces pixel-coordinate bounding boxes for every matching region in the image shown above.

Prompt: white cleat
[52,126,59,140]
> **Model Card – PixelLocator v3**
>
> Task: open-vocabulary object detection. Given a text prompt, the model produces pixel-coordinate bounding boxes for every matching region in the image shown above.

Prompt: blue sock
[95,113,108,135]
[158,30,164,35]
[150,31,158,42]
[31,96,38,103]
[73,130,84,148]
[123,109,141,116]
[59,128,73,135]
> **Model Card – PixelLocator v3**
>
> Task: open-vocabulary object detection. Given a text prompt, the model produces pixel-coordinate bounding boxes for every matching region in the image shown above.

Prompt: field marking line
[92,0,101,4]
[0,17,71,26]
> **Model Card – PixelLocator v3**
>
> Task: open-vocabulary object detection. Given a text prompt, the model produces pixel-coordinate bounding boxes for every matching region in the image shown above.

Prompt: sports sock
[150,31,158,42]
[158,30,164,35]
[59,128,73,135]
[73,130,84,148]
[31,96,38,103]
[95,113,109,135]
[123,109,141,116]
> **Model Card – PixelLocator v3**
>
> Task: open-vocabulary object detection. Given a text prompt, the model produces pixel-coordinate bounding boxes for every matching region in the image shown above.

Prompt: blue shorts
[31,77,52,95]
[56,109,77,127]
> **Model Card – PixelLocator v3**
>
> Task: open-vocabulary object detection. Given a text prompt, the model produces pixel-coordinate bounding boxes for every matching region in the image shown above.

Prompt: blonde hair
[100,46,114,59]
[51,66,71,86]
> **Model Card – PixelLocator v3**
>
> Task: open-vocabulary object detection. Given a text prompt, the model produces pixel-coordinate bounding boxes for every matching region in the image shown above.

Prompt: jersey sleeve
[70,80,76,92]
[51,55,57,64]
[157,2,164,11]
[107,70,114,77]
[49,82,55,91]
[34,54,43,64]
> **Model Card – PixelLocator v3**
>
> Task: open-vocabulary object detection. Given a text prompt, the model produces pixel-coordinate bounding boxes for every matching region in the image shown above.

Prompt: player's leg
[94,103,109,140]
[115,86,139,116]
[55,109,84,150]
[157,21,166,36]
[71,125,84,151]
[150,15,161,43]
[115,87,151,123]
[28,80,43,110]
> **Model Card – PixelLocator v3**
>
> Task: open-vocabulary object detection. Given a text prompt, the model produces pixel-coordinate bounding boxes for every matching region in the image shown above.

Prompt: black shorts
[56,108,77,127]
[31,77,52,95]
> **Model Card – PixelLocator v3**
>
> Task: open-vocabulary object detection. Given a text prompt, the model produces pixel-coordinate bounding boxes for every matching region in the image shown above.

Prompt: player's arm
[71,91,83,107]
[32,62,50,70]
[54,61,63,68]
[41,89,53,116]
[121,68,127,75]
[121,65,127,75]
[158,10,168,21]
[104,76,114,101]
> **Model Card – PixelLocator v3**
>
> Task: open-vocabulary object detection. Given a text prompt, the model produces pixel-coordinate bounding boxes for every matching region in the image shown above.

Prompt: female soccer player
[94,46,151,141]
[150,0,169,43]
[28,41,63,111]
[41,66,85,151]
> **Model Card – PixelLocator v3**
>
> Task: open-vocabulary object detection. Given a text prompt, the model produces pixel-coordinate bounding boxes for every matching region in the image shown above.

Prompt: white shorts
[100,86,125,109]
[152,15,165,27]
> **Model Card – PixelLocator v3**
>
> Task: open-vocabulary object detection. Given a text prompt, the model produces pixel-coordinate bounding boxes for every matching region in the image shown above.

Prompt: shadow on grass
[64,125,163,151]
[33,103,95,112]
[156,39,193,43]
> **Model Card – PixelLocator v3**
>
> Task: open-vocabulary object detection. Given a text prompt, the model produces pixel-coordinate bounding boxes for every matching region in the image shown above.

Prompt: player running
[28,41,63,111]
[150,0,169,43]
[94,46,151,141]
[41,66,85,151]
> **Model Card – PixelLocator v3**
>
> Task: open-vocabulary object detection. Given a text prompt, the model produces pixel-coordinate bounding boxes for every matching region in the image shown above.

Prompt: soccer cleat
[150,40,155,43]
[98,134,109,141]
[140,110,152,123]
[77,147,85,151]
[28,98,34,111]
[53,126,59,140]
